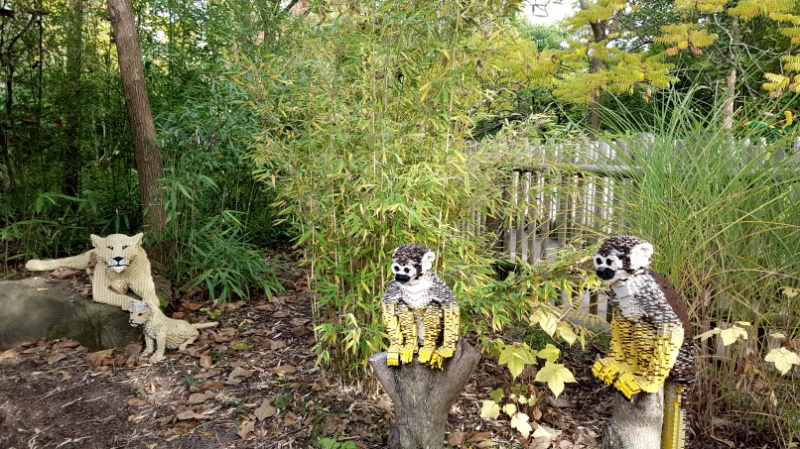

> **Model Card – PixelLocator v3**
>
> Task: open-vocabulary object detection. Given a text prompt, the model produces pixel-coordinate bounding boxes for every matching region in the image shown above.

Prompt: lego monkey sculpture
[381,243,460,369]
[592,236,695,449]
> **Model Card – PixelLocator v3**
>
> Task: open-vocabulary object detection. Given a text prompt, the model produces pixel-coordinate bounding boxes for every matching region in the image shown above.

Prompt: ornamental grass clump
[603,92,800,446]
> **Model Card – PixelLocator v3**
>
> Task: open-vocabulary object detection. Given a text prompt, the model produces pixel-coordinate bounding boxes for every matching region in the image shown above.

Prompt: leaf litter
[0,253,769,449]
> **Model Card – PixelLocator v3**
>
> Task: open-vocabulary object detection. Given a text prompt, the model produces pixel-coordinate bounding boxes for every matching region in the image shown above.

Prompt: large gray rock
[0,277,141,350]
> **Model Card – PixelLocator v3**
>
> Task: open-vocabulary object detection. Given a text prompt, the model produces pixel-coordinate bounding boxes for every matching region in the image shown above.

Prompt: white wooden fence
[481,135,800,339]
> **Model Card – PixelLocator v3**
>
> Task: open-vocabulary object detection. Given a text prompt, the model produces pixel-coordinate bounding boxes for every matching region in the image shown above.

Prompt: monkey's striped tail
[662,381,687,449]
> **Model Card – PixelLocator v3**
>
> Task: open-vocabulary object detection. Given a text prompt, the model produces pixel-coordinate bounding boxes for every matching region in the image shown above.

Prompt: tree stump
[369,340,481,449]
[601,389,664,449]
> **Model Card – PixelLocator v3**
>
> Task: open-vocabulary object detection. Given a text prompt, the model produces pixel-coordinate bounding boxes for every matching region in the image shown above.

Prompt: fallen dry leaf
[176,410,211,421]
[283,412,300,427]
[237,421,255,440]
[0,348,19,359]
[46,353,67,365]
[187,392,211,405]
[466,431,493,443]
[176,410,197,420]
[272,310,290,318]
[229,366,254,379]
[52,340,80,349]
[86,349,115,367]
[448,431,466,446]
[198,381,224,392]
[269,365,296,376]
[127,398,147,407]
[269,340,287,350]
[254,399,277,421]
[528,438,552,449]
[180,301,204,311]
[198,355,213,368]
[290,318,310,326]
[210,328,238,342]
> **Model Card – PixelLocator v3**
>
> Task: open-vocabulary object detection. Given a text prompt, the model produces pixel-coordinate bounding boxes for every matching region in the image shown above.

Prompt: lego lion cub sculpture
[128,300,218,364]
[25,233,159,310]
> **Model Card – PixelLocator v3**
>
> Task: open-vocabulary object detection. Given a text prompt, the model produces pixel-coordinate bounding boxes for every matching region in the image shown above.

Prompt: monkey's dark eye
[122,245,128,250]
[403,267,410,273]
[393,265,400,271]
[107,246,113,250]
[606,258,612,265]
[595,257,602,265]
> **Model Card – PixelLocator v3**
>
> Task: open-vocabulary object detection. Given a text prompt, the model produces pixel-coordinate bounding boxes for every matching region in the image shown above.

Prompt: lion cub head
[91,233,143,273]
[128,300,153,327]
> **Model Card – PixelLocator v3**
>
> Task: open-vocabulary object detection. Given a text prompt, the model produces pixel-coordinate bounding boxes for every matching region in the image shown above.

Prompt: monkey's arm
[626,321,683,393]
[592,310,634,386]
[613,298,684,400]
[381,282,404,367]
[428,276,460,369]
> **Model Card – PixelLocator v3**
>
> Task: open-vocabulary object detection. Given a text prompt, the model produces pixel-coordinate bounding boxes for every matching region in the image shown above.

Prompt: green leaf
[489,388,505,403]
[537,344,560,363]
[534,361,576,398]
[498,343,537,379]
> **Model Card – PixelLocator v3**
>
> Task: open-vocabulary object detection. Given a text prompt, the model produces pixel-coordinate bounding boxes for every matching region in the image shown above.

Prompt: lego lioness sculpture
[25,233,159,310]
[128,300,219,364]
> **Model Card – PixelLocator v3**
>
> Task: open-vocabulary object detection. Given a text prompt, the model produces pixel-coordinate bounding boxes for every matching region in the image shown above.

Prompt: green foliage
[0,0,291,298]
[317,437,358,449]
[238,0,581,376]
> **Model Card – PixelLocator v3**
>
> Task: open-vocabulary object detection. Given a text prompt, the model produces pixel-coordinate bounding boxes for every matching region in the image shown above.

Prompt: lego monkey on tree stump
[369,243,480,449]
[592,236,695,449]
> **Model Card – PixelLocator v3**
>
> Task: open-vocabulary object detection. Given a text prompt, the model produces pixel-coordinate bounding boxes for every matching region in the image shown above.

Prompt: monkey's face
[391,244,436,286]
[594,252,626,282]
[594,236,653,283]
[392,260,419,284]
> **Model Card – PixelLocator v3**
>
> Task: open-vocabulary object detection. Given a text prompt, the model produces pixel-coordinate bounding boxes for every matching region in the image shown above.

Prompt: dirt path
[0,260,763,449]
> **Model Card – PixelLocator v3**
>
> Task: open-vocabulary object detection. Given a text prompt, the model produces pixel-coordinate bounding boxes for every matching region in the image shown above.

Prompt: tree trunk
[601,389,664,449]
[108,0,166,235]
[722,69,736,130]
[62,0,84,199]
[369,340,481,449]
[580,0,607,133]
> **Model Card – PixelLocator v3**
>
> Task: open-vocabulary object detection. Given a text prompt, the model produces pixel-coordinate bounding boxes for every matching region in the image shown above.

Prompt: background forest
[2,0,800,447]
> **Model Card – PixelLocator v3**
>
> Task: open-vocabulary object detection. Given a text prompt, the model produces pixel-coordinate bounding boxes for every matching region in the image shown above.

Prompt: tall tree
[62,0,84,199]
[107,0,166,236]
[553,0,675,131]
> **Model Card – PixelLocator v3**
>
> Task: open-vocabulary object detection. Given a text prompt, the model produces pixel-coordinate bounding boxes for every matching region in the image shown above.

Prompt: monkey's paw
[592,359,621,386]
[387,352,400,367]
[428,352,444,370]
[400,346,415,364]
[614,372,642,401]
[418,346,436,364]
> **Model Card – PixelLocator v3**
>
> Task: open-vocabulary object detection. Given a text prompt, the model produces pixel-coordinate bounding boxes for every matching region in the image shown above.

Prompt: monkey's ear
[629,242,653,270]
[421,251,436,272]
[91,234,103,248]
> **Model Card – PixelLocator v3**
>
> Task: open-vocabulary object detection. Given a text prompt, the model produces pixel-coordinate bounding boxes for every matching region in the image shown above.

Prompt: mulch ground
[0,255,772,449]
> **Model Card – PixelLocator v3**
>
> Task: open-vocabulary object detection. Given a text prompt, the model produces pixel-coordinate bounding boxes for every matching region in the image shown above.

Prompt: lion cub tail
[25,251,93,271]
[193,322,219,330]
